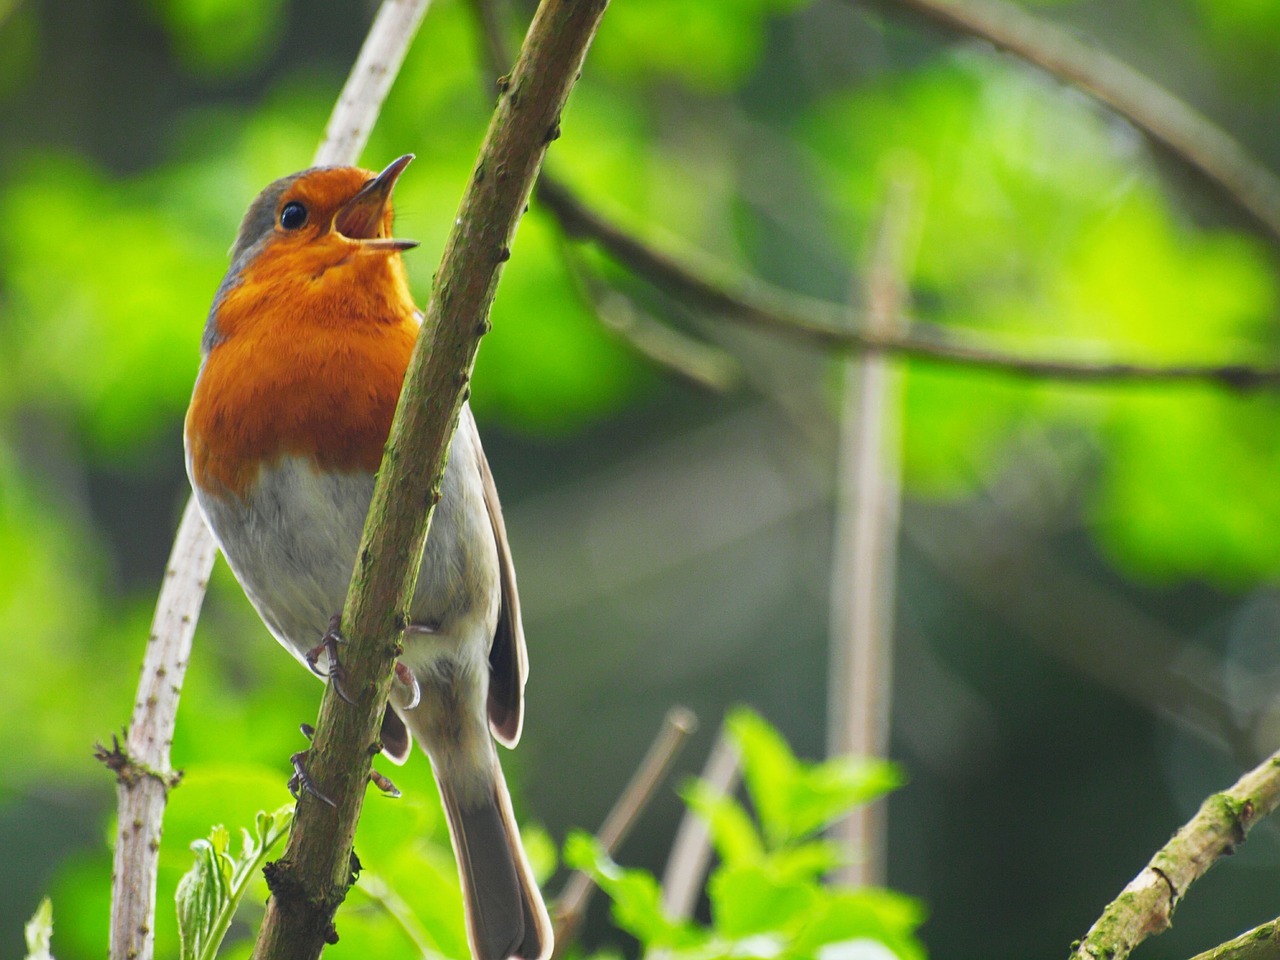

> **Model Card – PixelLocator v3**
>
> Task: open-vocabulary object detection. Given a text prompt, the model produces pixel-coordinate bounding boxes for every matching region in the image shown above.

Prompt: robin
[184,155,553,960]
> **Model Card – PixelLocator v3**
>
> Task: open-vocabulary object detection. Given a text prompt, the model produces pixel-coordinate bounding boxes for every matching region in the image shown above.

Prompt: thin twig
[827,173,914,887]
[102,4,433,960]
[870,0,1280,244]
[551,707,699,960]
[1067,751,1280,960]
[539,179,1280,390]
[250,3,613,957]
[560,243,742,392]
[659,725,741,921]
[1187,918,1280,960]
[101,497,216,960]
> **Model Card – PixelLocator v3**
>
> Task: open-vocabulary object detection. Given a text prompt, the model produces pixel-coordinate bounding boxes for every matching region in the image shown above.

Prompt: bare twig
[561,245,742,392]
[870,0,1280,244]
[101,497,215,960]
[1067,752,1280,960]
[659,726,741,921]
[103,4,432,958]
[552,707,699,959]
[1187,919,1280,960]
[827,174,915,886]
[250,3,612,957]
[538,180,1280,389]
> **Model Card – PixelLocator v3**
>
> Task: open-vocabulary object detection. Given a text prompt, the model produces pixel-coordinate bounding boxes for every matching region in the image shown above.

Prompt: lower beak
[334,154,419,251]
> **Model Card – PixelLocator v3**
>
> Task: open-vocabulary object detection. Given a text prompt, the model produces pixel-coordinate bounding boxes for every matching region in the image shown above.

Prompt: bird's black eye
[279,201,308,231]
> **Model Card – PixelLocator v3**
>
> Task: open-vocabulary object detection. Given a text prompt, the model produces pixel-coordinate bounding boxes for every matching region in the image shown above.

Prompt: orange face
[187,156,423,498]
[212,155,420,341]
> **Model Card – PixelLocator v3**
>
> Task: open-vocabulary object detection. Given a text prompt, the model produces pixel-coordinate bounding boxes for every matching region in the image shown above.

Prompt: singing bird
[184,155,553,960]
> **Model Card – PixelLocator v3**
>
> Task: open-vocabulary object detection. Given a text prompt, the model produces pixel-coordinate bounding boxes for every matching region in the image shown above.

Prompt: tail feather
[438,757,554,960]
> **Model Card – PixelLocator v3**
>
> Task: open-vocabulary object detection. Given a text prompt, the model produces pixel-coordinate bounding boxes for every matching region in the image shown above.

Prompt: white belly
[188,416,501,672]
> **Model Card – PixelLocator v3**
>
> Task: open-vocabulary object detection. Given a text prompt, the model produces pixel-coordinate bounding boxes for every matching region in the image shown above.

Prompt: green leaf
[175,804,294,960]
[709,864,818,938]
[728,708,904,846]
[787,755,905,843]
[562,833,706,950]
[23,897,54,960]
[680,777,765,866]
[792,889,927,960]
[726,708,802,847]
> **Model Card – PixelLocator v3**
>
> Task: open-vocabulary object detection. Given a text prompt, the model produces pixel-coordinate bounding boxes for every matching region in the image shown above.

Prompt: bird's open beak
[334,154,419,251]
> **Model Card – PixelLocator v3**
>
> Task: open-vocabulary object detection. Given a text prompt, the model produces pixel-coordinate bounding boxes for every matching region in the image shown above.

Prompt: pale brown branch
[552,707,698,960]
[1187,919,1280,960]
[1067,752,1280,960]
[101,497,215,960]
[659,725,740,921]
[316,0,434,168]
[251,2,612,957]
[827,173,914,887]
[870,0,1280,244]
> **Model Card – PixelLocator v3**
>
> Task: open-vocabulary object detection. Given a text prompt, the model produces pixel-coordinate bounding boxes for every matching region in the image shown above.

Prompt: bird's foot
[392,660,421,711]
[304,614,357,705]
[288,748,336,807]
[295,723,401,800]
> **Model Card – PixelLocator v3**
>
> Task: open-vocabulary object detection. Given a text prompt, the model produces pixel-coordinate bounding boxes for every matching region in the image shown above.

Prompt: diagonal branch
[102,3,433,958]
[539,180,1280,389]
[869,0,1280,244]
[551,707,698,959]
[249,2,612,957]
[1067,751,1280,960]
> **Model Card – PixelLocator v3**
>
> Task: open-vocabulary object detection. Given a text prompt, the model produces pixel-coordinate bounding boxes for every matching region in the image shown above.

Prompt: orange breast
[186,246,420,499]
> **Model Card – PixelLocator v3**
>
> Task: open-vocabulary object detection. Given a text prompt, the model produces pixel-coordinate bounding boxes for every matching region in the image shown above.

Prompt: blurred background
[3,0,1280,957]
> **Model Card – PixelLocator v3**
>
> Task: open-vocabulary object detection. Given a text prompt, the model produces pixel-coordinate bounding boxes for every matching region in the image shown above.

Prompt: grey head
[200,166,335,355]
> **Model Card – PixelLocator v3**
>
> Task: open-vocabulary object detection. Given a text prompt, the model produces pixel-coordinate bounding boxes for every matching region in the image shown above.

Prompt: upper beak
[333,154,419,251]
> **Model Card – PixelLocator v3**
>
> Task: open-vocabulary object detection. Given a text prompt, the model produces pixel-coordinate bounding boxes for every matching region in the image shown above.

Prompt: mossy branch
[248,3,611,959]
[1187,919,1280,960]
[1068,751,1280,960]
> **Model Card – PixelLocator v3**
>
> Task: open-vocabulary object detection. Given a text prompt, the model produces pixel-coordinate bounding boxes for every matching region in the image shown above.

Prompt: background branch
[870,0,1280,244]
[552,707,698,960]
[827,174,914,887]
[1068,751,1280,960]
[250,2,612,957]
[659,725,741,921]
[102,3,432,957]
[538,180,1280,390]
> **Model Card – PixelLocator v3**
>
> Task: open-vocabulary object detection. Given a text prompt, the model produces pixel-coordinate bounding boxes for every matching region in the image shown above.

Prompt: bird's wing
[467,406,528,748]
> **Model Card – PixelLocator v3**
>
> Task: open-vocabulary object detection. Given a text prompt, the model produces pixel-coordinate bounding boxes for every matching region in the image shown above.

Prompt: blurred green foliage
[3,0,1280,956]
[567,707,922,960]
